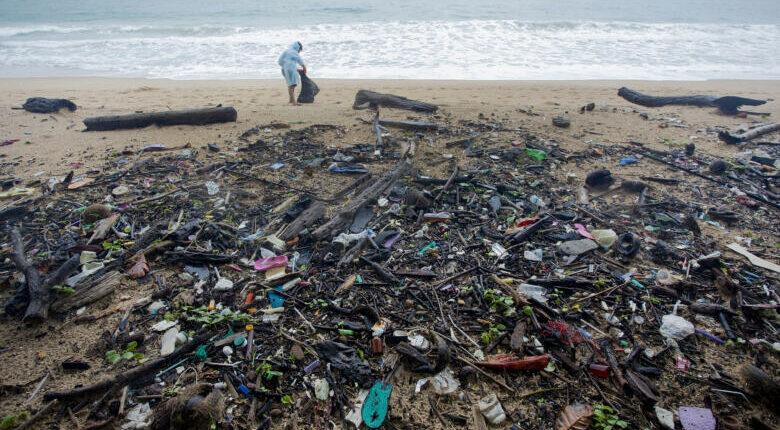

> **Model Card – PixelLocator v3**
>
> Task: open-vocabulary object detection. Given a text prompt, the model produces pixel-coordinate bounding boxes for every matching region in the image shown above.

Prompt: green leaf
[126,341,138,352]
[106,350,121,364]
[133,353,144,360]
[122,351,134,360]
[265,370,283,380]
[281,395,292,404]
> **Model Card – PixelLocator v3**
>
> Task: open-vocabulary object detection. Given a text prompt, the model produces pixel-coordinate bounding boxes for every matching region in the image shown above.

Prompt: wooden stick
[454,354,515,393]
[117,385,129,416]
[67,406,83,429]
[432,266,477,288]
[434,166,459,202]
[25,371,49,405]
[16,400,57,429]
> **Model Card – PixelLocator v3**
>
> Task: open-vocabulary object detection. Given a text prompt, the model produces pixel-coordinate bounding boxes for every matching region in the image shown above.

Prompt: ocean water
[0,0,778,80]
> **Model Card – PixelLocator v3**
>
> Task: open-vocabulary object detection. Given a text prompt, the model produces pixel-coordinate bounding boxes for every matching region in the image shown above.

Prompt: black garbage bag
[297,70,319,104]
[314,341,373,387]
[22,97,77,113]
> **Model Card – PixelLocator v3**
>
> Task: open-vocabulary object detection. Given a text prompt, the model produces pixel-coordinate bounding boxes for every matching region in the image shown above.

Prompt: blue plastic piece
[238,384,252,397]
[362,381,393,428]
[268,286,284,308]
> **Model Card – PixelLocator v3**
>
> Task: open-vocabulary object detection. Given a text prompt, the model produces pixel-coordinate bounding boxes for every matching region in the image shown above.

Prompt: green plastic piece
[525,148,548,161]
[234,335,246,347]
[195,345,208,362]
[362,381,393,428]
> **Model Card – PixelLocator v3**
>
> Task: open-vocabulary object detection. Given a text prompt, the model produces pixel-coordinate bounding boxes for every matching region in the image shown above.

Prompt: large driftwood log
[718,123,780,144]
[378,119,439,131]
[618,87,766,115]
[51,271,122,313]
[279,201,326,241]
[312,158,412,240]
[83,106,237,131]
[353,90,437,113]
[44,333,211,400]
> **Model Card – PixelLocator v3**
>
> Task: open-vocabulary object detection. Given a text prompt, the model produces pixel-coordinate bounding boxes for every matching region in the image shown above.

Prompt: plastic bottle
[478,393,506,424]
[655,269,677,285]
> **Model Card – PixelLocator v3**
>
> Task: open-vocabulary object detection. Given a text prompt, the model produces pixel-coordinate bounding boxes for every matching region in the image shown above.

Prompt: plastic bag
[297,70,320,103]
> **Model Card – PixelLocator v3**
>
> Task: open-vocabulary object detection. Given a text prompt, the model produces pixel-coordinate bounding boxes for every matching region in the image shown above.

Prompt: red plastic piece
[588,363,610,378]
[476,354,550,371]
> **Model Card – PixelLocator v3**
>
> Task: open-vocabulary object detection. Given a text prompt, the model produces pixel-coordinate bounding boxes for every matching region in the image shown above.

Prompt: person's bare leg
[288,85,300,105]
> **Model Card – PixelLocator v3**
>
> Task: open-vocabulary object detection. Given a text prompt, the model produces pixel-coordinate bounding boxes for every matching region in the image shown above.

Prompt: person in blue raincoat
[278,41,306,105]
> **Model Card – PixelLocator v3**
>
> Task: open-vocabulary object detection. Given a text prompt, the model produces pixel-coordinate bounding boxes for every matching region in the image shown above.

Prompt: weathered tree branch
[312,158,412,240]
[10,228,47,321]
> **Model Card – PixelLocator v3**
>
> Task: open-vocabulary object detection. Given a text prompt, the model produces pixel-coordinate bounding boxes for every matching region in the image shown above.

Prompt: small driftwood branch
[11,228,47,321]
[43,255,81,290]
[434,166,459,202]
[44,333,210,400]
[16,400,58,429]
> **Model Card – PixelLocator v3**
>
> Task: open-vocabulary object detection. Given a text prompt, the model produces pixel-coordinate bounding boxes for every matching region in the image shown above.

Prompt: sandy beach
[2,78,779,181]
[1,78,779,427]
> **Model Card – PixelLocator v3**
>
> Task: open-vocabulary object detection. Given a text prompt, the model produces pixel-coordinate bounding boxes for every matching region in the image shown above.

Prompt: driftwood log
[353,90,437,113]
[83,106,237,131]
[279,201,326,241]
[718,123,780,144]
[312,157,412,240]
[44,333,211,400]
[378,119,439,131]
[618,87,766,115]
